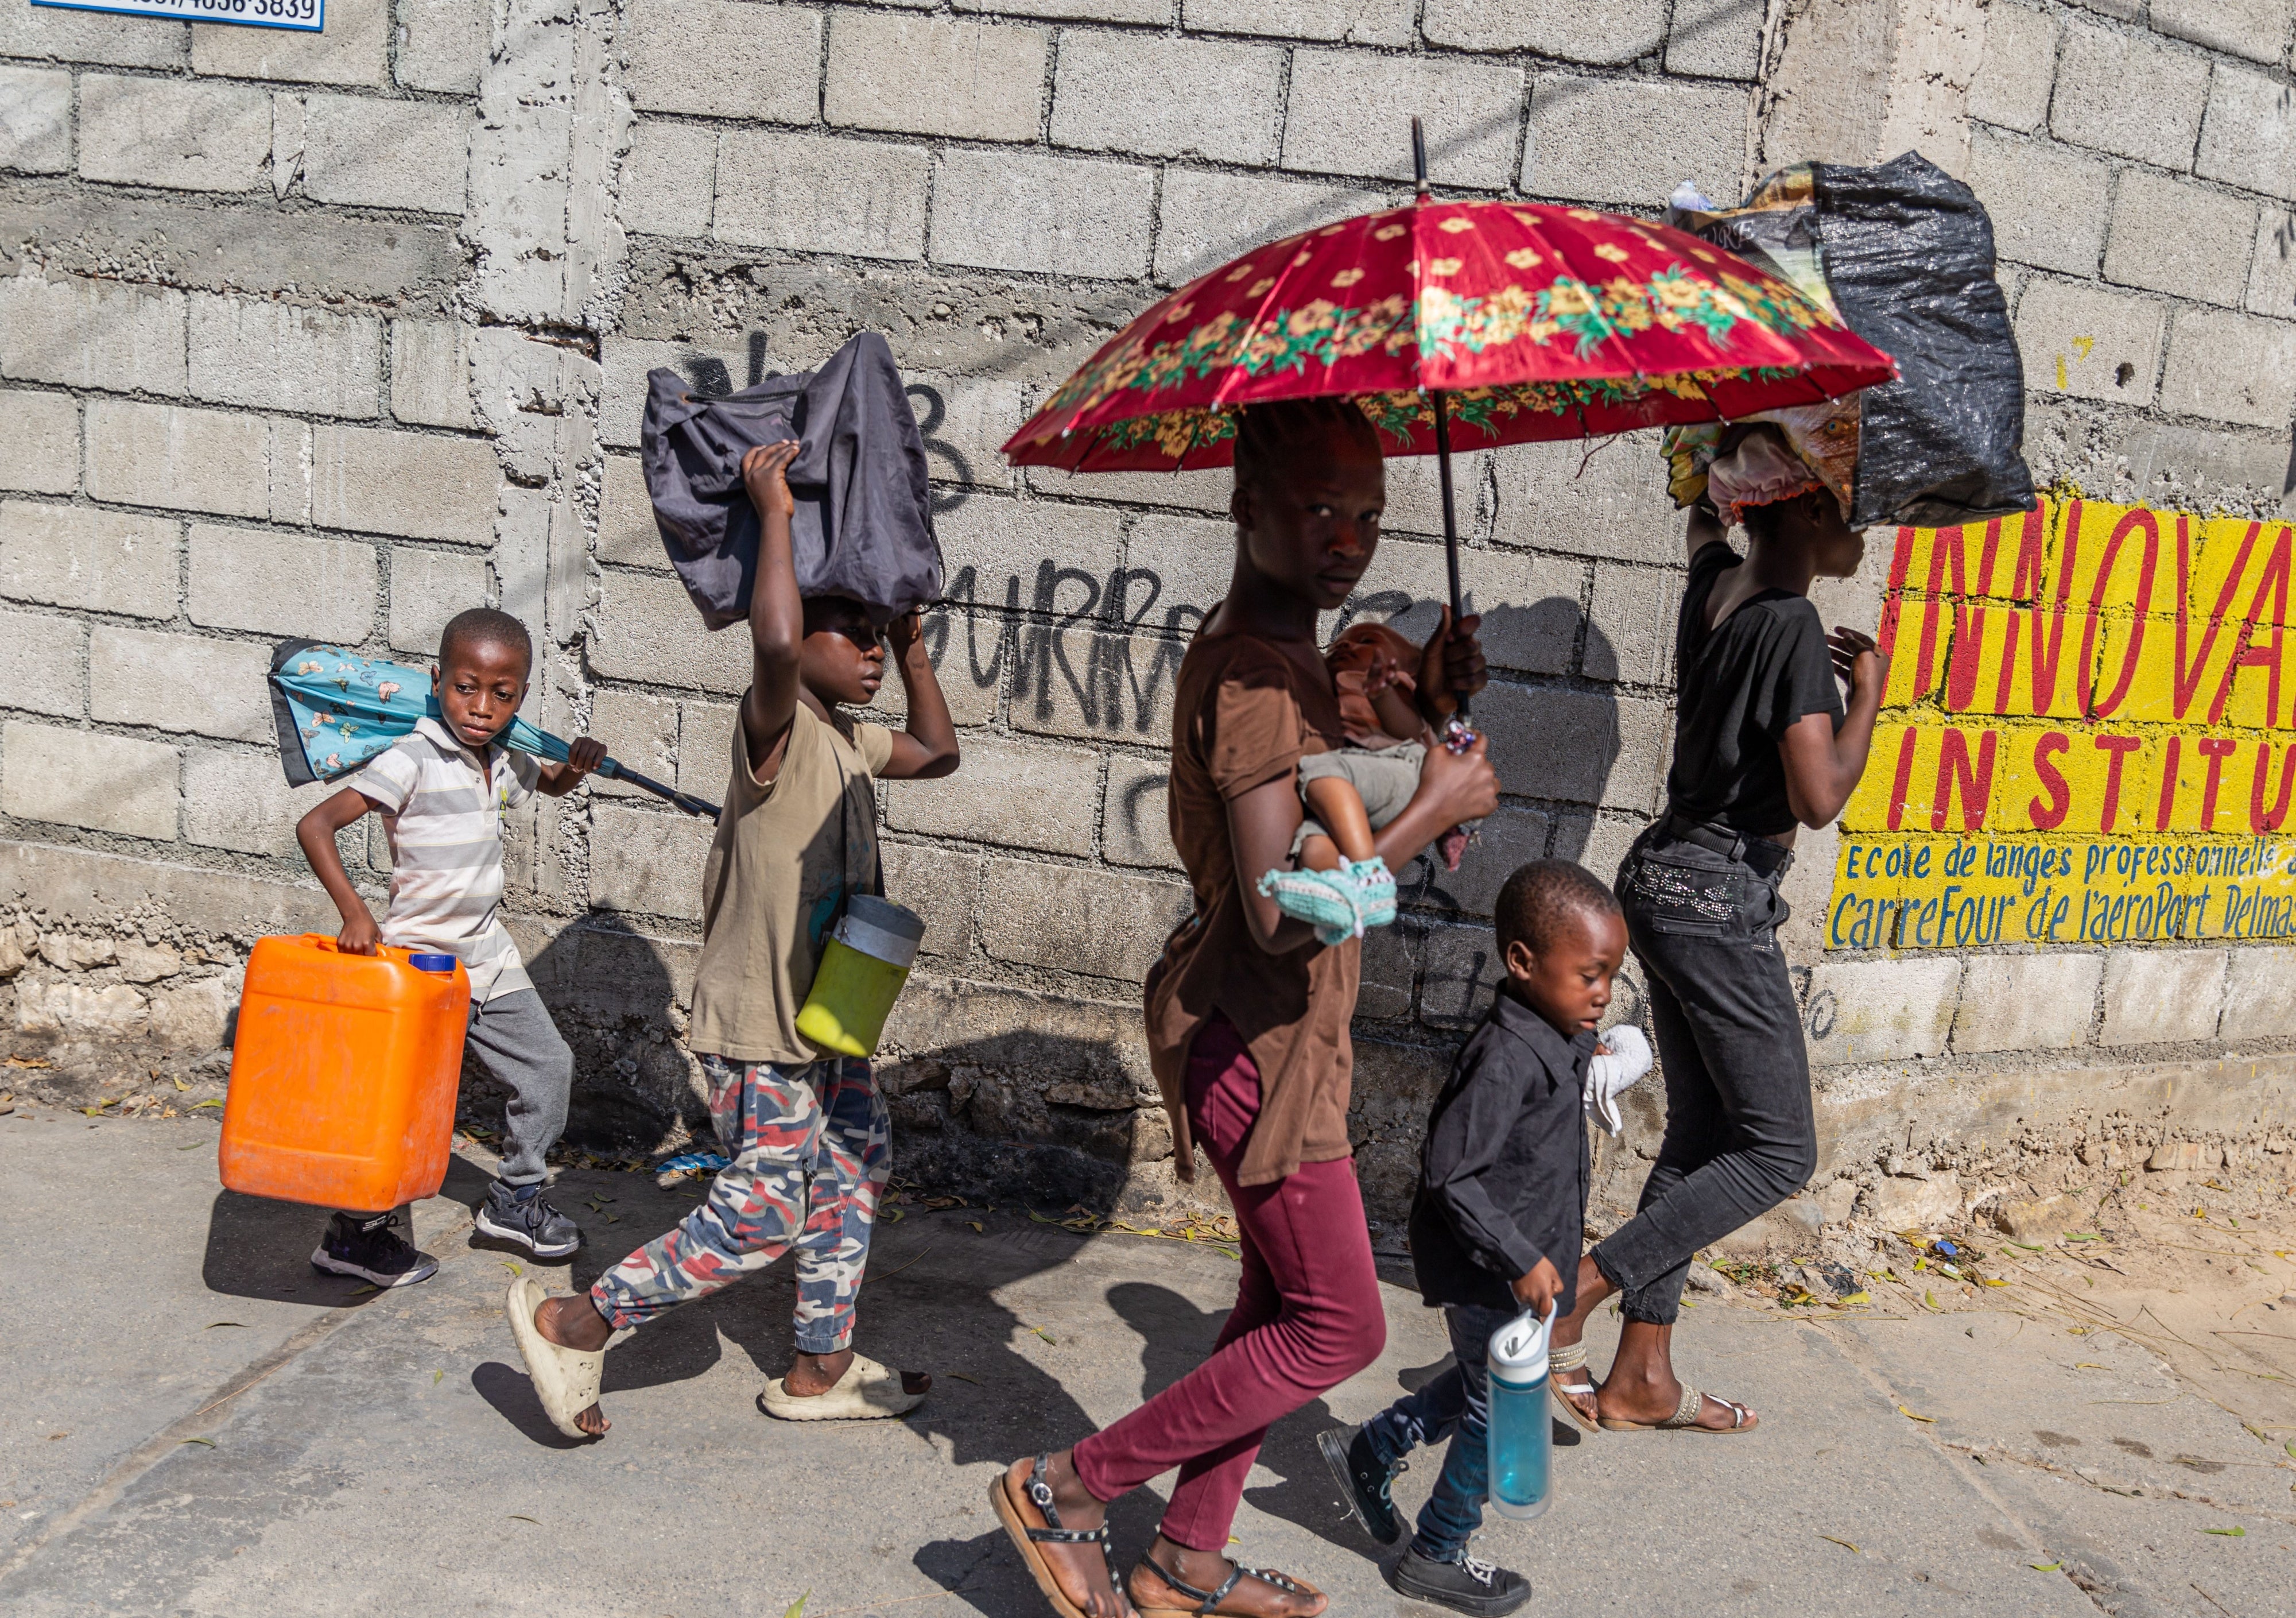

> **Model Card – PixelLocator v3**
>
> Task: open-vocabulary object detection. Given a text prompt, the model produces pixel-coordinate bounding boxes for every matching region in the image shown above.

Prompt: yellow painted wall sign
[1829,495,2296,950]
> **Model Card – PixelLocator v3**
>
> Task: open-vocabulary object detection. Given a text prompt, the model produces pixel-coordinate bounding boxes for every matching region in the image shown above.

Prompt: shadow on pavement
[199,1152,496,1305]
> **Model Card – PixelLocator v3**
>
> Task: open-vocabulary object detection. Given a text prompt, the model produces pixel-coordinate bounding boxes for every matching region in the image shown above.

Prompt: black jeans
[1589,825,1818,1325]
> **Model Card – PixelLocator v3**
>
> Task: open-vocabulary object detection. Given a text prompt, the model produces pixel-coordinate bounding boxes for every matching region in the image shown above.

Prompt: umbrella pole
[1430,387,1471,724]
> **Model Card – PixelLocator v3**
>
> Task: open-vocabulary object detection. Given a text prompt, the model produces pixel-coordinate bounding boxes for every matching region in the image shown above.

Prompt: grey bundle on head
[1497,859,1622,955]
[1231,397,1382,491]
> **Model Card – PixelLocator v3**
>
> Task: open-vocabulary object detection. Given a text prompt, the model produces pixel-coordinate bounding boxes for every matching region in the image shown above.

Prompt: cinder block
[0,5,188,68]
[0,500,177,618]
[0,66,71,172]
[1025,464,1231,516]
[0,273,188,396]
[598,335,754,450]
[1125,512,1235,623]
[2250,209,2296,320]
[903,373,1026,493]
[936,494,1126,596]
[300,94,468,215]
[2013,277,2165,405]
[1341,537,1583,678]
[77,75,268,193]
[598,451,665,571]
[825,13,1046,142]
[268,419,311,524]
[1802,957,1960,1065]
[2151,0,2293,65]
[0,608,84,718]
[2100,949,2227,1046]
[715,130,929,262]
[1153,169,1384,288]
[183,749,336,858]
[1548,808,1644,892]
[1968,2,2060,132]
[626,0,822,122]
[188,293,381,418]
[1283,51,1523,189]
[2158,308,2296,429]
[395,0,491,94]
[586,690,678,802]
[1967,129,2110,276]
[955,0,1165,18]
[90,626,273,742]
[879,841,979,959]
[1050,31,1280,164]
[2050,21,2208,170]
[870,636,999,728]
[1425,0,1664,65]
[1382,447,1495,541]
[589,804,714,921]
[2197,61,2296,204]
[883,736,1099,856]
[1011,630,1179,748]
[190,0,387,86]
[389,320,473,429]
[676,699,738,797]
[1525,73,1747,206]
[85,400,270,519]
[2103,172,2258,308]
[1665,0,1765,80]
[3,721,177,839]
[620,120,715,240]
[589,571,751,694]
[309,425,497,545]
[1952,953,2101,1053]
[978,859,1188,982]
[930,148,1154,280]
[1102,754,1178,870]
[2221,945,2296,1040]
[1426,804,1552,919]
[1587,562,1674,686]
[0,390,77,495]
[1356,920,1421,1020]
[1491,431,1680,564]
[1181,0,1413,47]
[388,547,488,655]
[1476,683,1666,811]
[188,523,376,640]
[1419,920,1501,1028]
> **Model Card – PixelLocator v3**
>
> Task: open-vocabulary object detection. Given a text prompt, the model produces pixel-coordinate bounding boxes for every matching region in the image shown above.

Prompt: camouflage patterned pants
[589,1054,888,1354]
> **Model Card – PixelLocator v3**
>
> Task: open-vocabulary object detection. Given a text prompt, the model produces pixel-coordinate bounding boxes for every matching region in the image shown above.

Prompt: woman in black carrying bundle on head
[1547,420,1889,1433]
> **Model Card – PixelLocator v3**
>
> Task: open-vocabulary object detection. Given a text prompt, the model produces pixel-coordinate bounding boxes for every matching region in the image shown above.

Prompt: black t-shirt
[1663,541,1845,837]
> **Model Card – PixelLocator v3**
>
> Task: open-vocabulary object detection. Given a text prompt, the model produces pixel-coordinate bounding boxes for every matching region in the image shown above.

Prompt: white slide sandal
[504,1276,606,1440]
[757,1352,925,1420]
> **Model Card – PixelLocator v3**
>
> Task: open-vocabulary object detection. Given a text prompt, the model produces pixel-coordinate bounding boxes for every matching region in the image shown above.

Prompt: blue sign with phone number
[31,0,322,31]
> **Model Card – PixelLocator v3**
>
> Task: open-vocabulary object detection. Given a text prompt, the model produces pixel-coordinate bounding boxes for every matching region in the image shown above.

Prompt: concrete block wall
[6,0,2295,1223]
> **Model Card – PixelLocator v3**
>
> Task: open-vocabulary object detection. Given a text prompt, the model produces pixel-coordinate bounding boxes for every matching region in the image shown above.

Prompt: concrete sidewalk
[5,1108,2291,1618]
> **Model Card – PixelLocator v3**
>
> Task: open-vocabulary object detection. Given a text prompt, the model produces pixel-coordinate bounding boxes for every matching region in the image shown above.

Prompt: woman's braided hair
[1231,397,1383,494]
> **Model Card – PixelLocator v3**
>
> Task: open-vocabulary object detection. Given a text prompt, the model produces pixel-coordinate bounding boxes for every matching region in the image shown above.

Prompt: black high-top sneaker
[311,1211,440,1287]
[474,1181,582,1259]
[1318,1424,1406,1545]
[1383,1545,1531,1617]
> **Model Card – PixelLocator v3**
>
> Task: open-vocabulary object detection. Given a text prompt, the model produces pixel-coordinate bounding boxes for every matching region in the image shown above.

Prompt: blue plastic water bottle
[1486,1303,1557,1520]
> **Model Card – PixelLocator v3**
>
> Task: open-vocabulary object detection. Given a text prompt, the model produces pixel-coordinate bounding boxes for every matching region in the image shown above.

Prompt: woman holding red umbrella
[991,398,1497,1618]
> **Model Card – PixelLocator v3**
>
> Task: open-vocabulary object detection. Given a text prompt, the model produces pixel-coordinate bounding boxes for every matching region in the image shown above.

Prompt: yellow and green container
[796,895,926,1058]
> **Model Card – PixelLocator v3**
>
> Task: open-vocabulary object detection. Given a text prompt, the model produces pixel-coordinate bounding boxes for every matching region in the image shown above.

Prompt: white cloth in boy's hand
[1584,1023,1653,1137]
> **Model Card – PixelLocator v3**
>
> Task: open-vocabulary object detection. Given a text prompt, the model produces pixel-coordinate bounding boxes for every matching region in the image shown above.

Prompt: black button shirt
[1407,987,1597,1312]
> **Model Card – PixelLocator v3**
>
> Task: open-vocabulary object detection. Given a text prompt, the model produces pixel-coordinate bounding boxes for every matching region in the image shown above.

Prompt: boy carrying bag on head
[507,439,961,1441]
[1320,860,1639,1616]
[294,609,607,1286]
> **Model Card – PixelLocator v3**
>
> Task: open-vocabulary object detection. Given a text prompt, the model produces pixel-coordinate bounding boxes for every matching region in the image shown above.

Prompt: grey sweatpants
[463,988,575,1188]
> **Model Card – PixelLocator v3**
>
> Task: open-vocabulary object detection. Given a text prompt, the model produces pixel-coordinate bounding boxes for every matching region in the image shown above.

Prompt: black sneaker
[1383,1546,1530,1617]
[474,1182,581,1259]
[312,1211,439,1287]
[1318,1424,1405,1545]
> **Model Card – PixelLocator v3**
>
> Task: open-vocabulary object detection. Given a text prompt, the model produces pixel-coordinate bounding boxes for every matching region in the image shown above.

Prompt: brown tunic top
[1145,627,1360,1187]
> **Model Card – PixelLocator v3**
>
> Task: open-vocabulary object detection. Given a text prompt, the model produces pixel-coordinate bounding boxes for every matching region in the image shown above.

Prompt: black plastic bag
[1671,152,2034,531]
[641,330,942,629]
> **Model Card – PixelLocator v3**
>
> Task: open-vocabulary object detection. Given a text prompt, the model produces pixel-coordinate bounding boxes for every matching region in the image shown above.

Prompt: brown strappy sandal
[991,1455,1135,1618]
[1129,1553,1322,1618]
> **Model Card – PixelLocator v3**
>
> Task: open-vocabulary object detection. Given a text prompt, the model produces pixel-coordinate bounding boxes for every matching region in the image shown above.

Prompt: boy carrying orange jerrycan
[221,608,606,1289]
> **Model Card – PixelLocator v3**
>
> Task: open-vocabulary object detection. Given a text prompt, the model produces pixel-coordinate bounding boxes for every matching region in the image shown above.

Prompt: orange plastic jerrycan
[220,935,470,1212]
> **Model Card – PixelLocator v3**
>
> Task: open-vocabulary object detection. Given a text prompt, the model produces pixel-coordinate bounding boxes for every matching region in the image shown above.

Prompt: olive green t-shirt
[687,701,894,1065]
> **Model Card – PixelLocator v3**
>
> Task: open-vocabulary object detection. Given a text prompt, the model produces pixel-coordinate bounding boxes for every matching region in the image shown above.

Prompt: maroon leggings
[1072,1016,1386,1552]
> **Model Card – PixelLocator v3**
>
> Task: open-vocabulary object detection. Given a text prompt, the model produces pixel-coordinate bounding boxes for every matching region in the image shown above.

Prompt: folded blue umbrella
[267,640,720,820]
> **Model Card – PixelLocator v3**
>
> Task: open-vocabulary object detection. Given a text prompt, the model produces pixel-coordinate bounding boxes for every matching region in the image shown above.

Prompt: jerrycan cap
[408,953,459,974]
[1490,1301,1558,1385]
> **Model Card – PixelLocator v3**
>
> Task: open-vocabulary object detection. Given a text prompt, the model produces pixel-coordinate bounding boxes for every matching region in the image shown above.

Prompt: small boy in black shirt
[1320,860,1629,1615]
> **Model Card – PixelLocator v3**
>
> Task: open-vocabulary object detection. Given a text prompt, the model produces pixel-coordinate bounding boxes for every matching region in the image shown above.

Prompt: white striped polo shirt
[350,716,541,1003]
